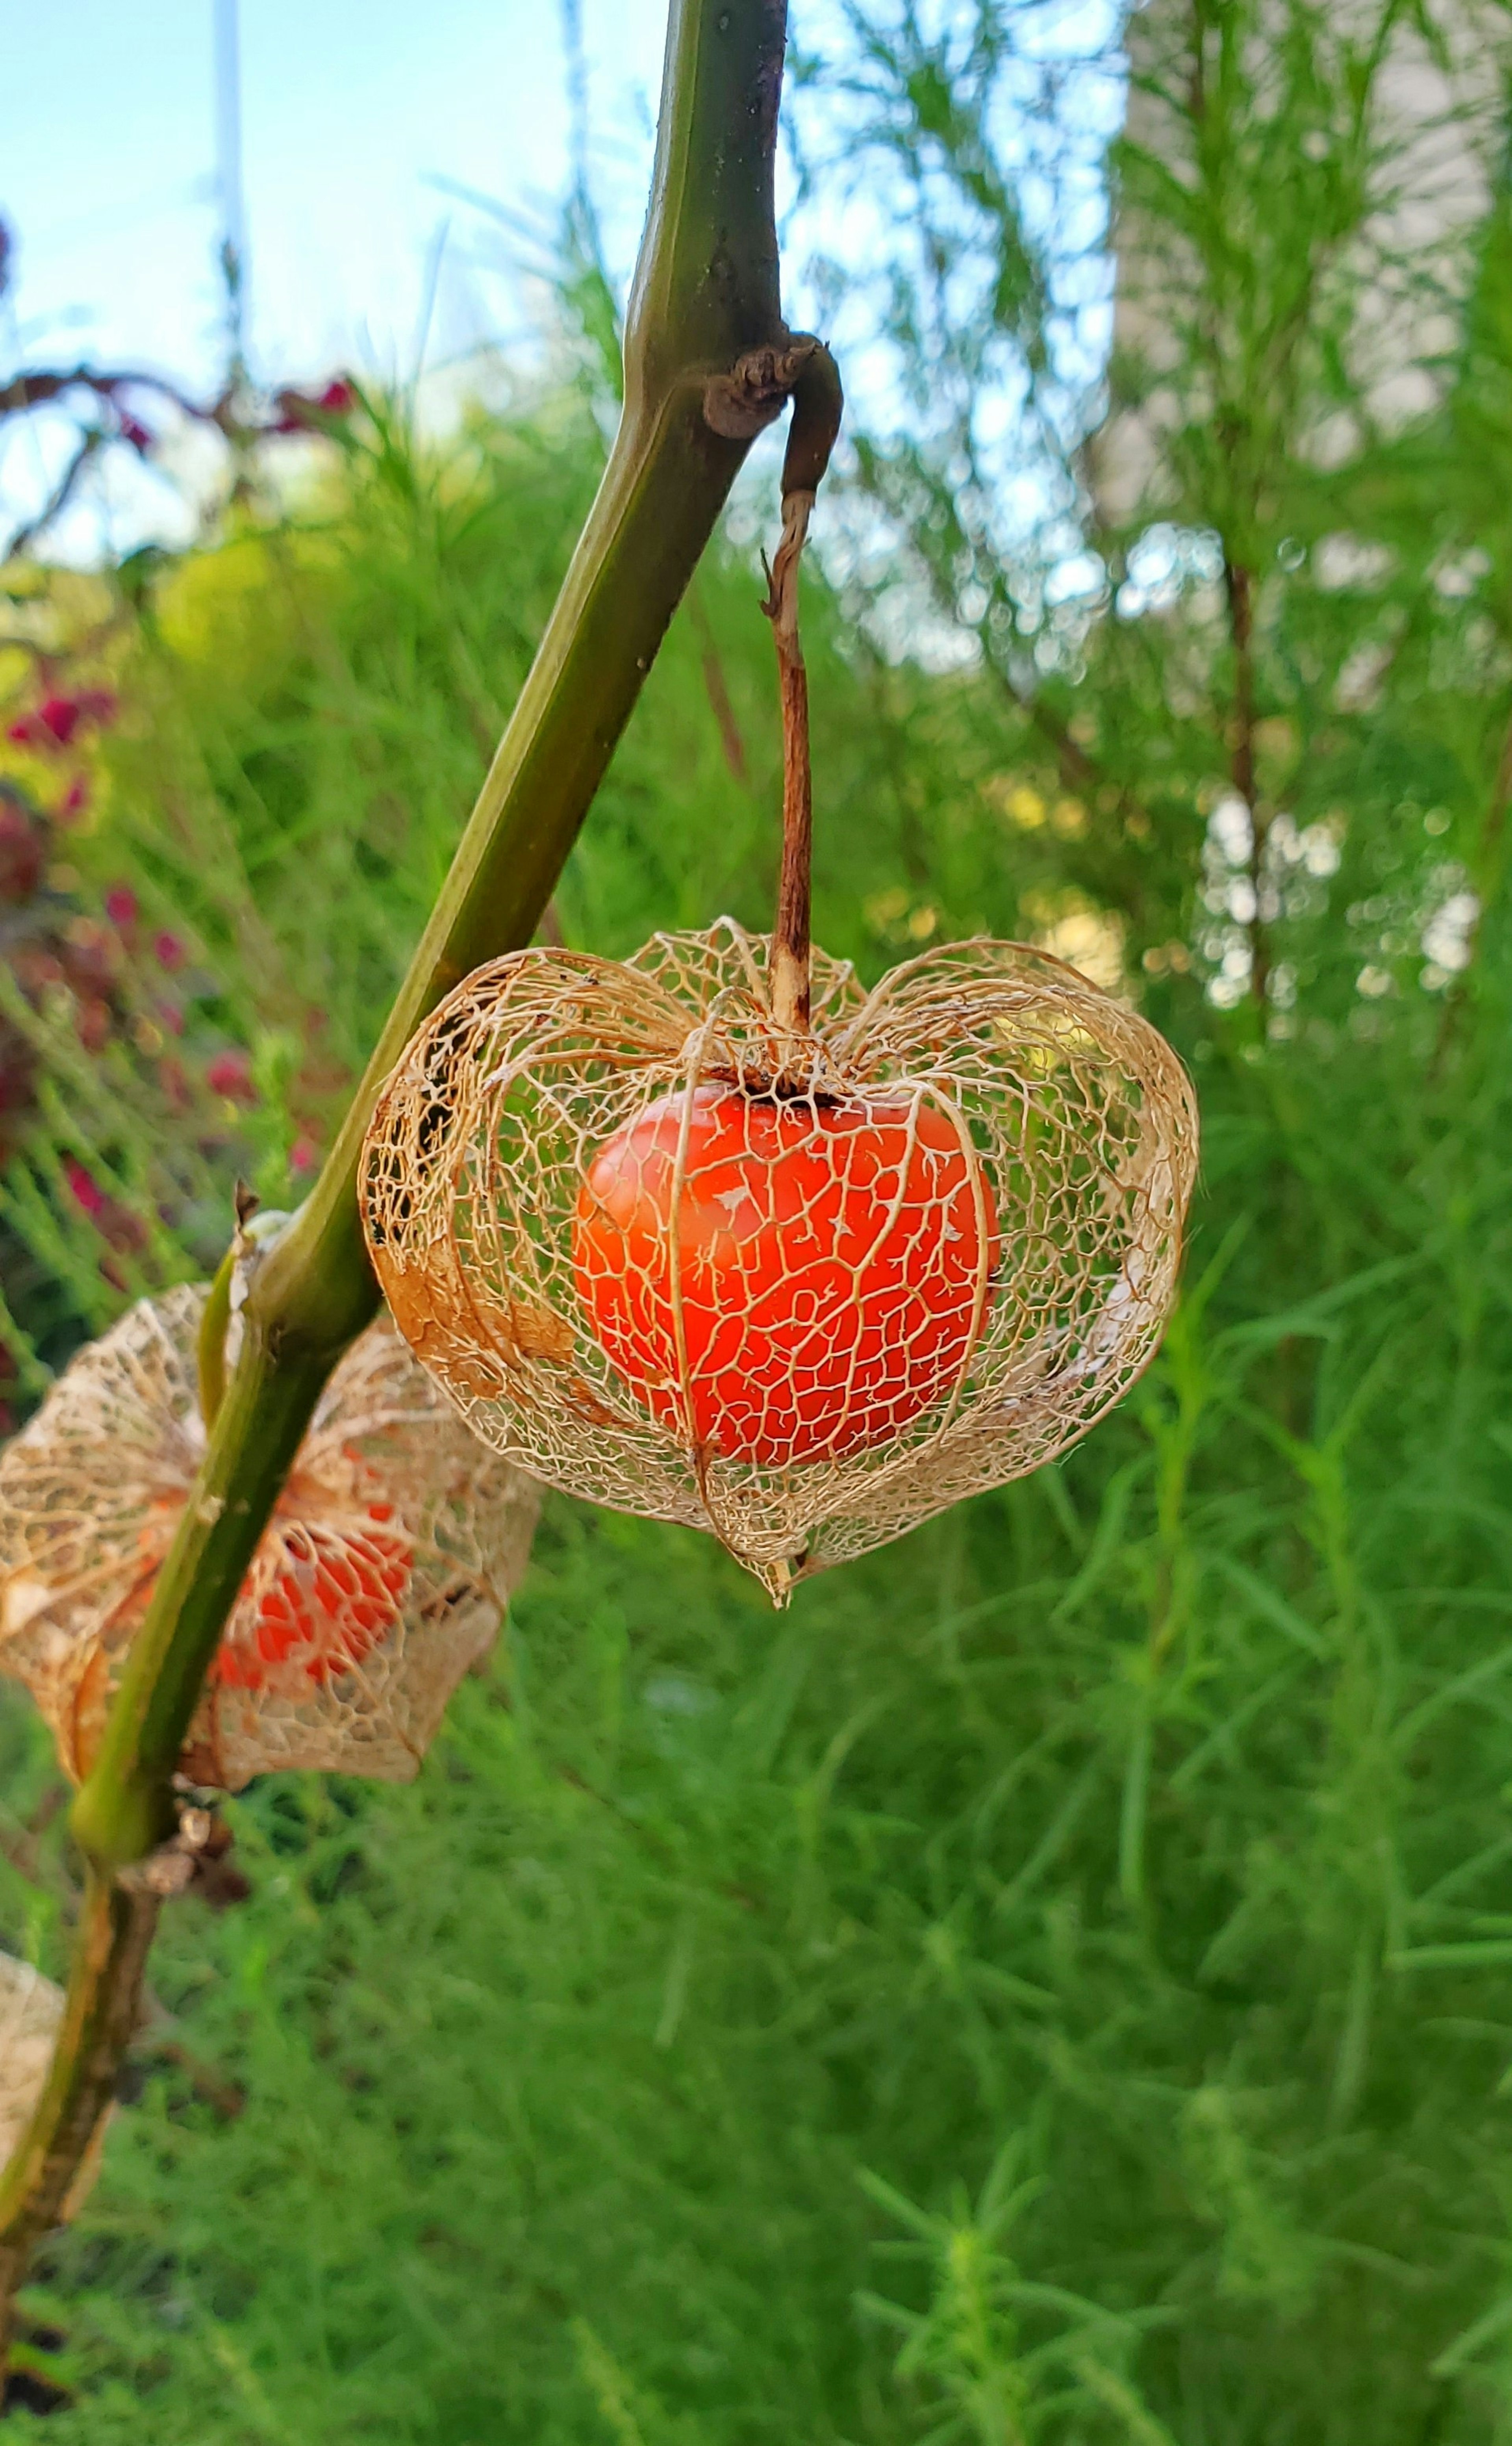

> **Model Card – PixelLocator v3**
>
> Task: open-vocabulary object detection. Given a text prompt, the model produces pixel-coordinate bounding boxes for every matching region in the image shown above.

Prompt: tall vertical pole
[214,0,248,380]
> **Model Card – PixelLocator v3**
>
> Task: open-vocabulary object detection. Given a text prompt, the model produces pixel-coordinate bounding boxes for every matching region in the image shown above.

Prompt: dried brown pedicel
[360,919,1198,1604]
[0,1288,540,1789]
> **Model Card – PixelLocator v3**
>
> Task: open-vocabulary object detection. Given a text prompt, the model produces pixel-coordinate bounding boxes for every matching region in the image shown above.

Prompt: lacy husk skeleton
[0,1289,539,1788]
[361,921,1197,1602]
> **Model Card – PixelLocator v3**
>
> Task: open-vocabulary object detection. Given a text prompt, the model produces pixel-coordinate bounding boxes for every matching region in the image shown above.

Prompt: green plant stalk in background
[0,0,798,2353]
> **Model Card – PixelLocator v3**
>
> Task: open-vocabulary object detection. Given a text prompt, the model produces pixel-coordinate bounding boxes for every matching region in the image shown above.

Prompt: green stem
[5,0,796,2338]
[195,1243,235,1430]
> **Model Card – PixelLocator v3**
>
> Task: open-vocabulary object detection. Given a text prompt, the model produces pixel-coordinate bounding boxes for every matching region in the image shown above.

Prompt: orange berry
[212,1513,411,1691]
[572,1083,996,1468]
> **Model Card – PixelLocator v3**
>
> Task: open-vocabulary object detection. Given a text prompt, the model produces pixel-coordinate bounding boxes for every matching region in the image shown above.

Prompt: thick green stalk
[2,0,794,2338]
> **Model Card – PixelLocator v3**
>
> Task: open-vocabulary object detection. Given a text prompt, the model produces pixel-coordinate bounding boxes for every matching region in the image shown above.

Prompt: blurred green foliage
[3,0,1512,2436]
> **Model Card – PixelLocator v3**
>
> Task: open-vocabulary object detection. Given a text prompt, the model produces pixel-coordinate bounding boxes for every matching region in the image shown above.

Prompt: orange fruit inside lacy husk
[65,1454,414,1776]
[0,1286,539,1790]
[573,1081,998,1467]
[358,923,1197,1602]
[211,1469,412,1693]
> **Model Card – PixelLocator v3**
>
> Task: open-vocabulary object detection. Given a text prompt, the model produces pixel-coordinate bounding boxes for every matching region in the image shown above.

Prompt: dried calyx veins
[359,921,1198,1605]
[0,1953,105,2220]
[0,1283,539,1789]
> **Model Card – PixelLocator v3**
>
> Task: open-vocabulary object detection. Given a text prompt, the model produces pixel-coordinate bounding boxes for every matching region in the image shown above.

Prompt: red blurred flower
[271,378,356,435]
[153,929,187,972]
[105,885,139,929]
[6,690,116,753]
[57,776,91,823]
[207,1048,255,1101]
[289,1132,320,1174]
[65,1160,108,1219]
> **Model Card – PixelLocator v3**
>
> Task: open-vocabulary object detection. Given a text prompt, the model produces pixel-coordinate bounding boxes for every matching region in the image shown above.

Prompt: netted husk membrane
[0,1287,540,1789]
[0,1953,64,2171]
[0,1950,104,2214]
[361,920,1198,1603]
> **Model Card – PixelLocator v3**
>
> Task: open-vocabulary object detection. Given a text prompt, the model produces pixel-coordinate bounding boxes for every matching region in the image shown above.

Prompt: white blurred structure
[1093,0,1503,523]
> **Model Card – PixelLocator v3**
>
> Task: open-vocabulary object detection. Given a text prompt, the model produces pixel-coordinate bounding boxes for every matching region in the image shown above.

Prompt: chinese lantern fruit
[572,1083,997,1467]
[0,1290,541,1787]
[213,1508,413,1691]
[65,1491,414,1746]
[360,924,1196,1603]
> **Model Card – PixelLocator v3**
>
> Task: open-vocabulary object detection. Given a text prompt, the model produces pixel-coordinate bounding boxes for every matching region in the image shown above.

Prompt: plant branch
[1,0,800,2349]
[4,432,105,561]
[688,584,750,784]
[0,367,208,428]
[1224,555,1267,1007]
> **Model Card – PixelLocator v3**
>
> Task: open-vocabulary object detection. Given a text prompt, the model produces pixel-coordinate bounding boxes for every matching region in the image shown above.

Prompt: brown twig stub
[704,333,819,442]
[779,341,843,497]
[762,488,815,1039]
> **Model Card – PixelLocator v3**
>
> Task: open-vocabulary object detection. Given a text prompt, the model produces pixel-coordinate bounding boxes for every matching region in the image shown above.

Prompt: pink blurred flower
[153,929,187,972]
[271,378,356,436]
[207,1048,255,1101]
[65,1160,107,1219]
[289,1132,320,1174]
[105,885,139,929]
[6,691,116,753]
[57,776,91,823]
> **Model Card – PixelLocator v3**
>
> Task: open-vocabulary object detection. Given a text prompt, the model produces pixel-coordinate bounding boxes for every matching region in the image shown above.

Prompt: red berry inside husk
[572,1083,997,1468]
[213,1510,411,1691]
[67,1498,411,1776]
